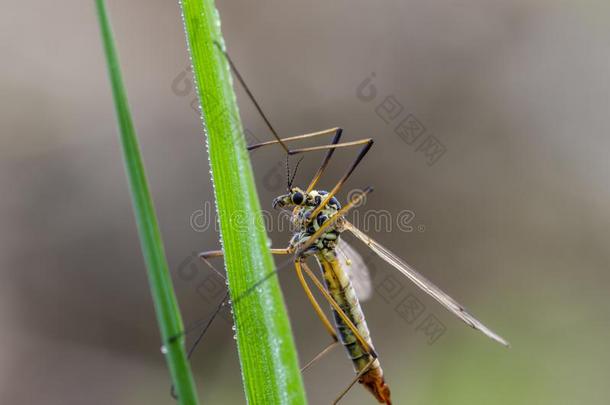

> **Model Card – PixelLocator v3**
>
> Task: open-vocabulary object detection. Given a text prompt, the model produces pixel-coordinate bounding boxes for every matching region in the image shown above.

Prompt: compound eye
[291,191,304,205]
[317,214,328,226]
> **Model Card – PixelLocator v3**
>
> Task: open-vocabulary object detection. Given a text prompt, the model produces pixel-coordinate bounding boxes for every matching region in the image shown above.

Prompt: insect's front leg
[199,247,293,261]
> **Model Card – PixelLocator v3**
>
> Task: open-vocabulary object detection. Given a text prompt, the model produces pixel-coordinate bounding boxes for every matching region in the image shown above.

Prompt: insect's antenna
[286,154,291,191]
[289,156,305,188]
[213,41,289,153]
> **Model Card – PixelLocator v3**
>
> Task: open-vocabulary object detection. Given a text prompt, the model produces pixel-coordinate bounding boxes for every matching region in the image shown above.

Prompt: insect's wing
[337,238,373,301]
[344,221,510,347]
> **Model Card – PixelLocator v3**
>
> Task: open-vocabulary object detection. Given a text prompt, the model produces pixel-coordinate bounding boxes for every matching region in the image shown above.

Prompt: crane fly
[188,44,510,405]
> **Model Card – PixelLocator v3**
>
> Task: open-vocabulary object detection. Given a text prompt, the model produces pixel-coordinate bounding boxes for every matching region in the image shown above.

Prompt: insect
[191,45,509,405]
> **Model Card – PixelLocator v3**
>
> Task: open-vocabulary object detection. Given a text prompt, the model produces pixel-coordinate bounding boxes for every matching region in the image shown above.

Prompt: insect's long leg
[333,357,377,405]
[289,139,371,155]
[216,43,337,158]
[247,127,341,151]
[169,294,229,343]
[167,254,231,349]
[198,250,224,259]
[168,255,230,344]
[214,41,370,202]
[168,249,230,399]
[170,290,229,400]
[199,249,296,308]
[300,340,341,373]
[304,139,374,226]
[169,249,291,354]
[213,42,289,153]
[295,258,344,373]
[199,247,291,260]
[306,128,343,192]
[295,260,338,339]
[185,291,230,359]
[300,261,376,357]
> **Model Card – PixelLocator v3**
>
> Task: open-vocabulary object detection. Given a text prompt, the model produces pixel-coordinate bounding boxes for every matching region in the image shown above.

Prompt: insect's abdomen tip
[360,369,391,405]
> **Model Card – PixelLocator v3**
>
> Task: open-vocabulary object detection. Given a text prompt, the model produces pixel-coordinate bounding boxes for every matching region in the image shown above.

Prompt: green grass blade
[95,1,199,404]
[179,1,307,403]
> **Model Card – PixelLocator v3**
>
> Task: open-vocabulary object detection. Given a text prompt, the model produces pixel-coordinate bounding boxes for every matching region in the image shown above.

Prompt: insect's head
[272,187,307,209]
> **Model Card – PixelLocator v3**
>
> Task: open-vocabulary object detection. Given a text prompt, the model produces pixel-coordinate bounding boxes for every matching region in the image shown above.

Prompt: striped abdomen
[316,253,392,404]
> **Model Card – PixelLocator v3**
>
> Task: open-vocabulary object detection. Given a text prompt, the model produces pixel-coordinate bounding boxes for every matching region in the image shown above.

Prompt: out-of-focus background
[2,1,610,404]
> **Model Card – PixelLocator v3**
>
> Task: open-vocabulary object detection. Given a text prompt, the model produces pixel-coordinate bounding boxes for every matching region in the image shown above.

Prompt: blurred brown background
[2,1,610,404]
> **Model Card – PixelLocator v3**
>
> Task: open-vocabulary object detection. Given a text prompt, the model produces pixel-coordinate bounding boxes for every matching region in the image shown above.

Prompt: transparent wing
[344,221,510,347]
[336,238,373,301]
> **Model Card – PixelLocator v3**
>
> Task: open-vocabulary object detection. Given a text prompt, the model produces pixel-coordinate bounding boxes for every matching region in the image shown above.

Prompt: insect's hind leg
[294,260,342,373]
[299,261,376,357]
[300,340,341,373]
[295,260,338,339]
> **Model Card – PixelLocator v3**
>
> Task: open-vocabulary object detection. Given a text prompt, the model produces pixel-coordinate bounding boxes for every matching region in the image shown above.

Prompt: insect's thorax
[289,189,344,258]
